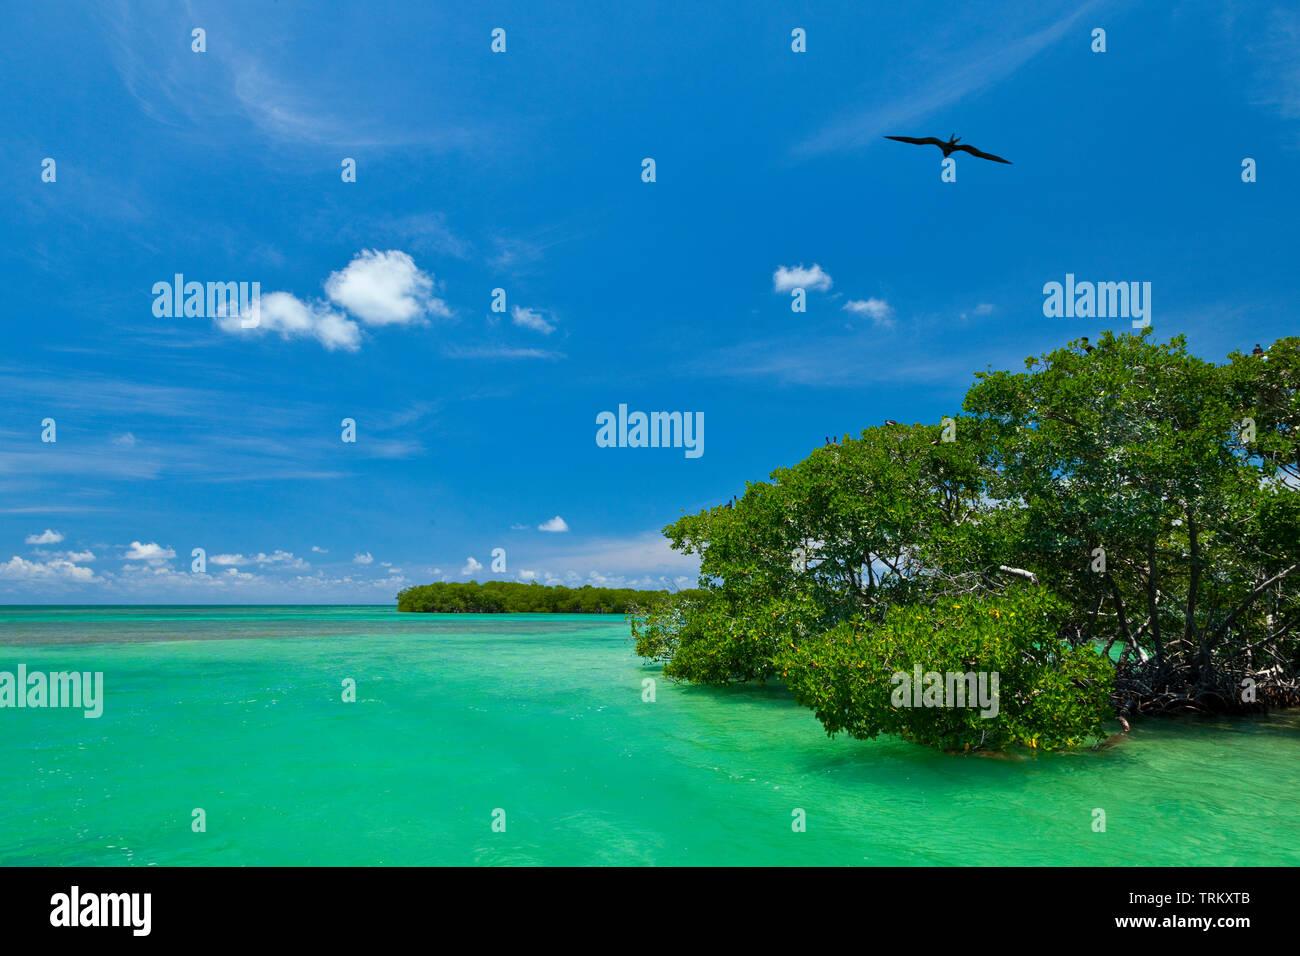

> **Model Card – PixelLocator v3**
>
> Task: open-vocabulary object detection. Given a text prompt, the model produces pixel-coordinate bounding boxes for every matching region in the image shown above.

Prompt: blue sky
[2,0,1297,603]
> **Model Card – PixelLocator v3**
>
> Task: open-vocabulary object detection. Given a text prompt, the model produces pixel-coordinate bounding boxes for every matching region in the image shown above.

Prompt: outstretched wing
[885,135,945,147]
[952,143,1012,164]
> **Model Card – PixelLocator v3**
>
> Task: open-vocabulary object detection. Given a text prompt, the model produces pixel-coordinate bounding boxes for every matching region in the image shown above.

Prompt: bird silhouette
[1081,336,1094,353]
[1253,344,1265,356]
[884,419,901,426]
[885,134,1012,164]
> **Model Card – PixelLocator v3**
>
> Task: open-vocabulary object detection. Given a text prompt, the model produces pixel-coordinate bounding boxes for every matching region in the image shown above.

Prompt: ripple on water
[0,608,1296,866]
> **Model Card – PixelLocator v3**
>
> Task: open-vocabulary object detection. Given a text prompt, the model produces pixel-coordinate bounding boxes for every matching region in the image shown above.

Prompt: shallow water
[1,606,1296,865]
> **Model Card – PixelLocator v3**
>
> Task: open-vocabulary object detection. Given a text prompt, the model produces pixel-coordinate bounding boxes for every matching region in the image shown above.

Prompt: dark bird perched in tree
[1081,336,1094,353]
[724,500,732,509]
[884,134,1012,164]
[825,437,831,445]
[884,419,900,426]
[1253,344,1266,356]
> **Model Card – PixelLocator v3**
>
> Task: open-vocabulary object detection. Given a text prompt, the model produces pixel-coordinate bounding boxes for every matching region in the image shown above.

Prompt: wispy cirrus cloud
[1239,5,1300,145]
[444,346,565,361]
[504,531,701,590]
[795,1,1100,157]
[104,1,496,153]
[228,57,492,152]
[511,305,555,334]
[210,550,308,570]
[700,332,974,387]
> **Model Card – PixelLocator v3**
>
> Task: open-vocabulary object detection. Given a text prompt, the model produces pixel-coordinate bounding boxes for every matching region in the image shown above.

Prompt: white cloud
[1247,8,1300,130]
[510,305,555,334]
[211,550,306,569]
[112,432,137,447]
[959,302,996,321]
[538,515,570,533]
[25,529,64,545]
[462,556,483,574]
[528,531,700,579]
[510,523,529,531]
[65,550,96,563]
[311,545,328,553]
[843,298,895,328]
[353,551,374,565]
[218,250,449,352]
[445,346,564,360]
[796,3,1097,157]
[308,308,364,351]
[519,569,537,581]
[217,291,361,352]
[325,250,449,326]
[0,555,96,582]
[773,264,832,293]
[116,564,189,581]
[124,541,175,564]
[255,550,307,569]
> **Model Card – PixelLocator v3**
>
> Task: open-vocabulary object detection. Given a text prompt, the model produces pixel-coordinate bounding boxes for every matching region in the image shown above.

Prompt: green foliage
[637,421,990,683]
[642,332,1300,750]
[779,588,1114,752]
[397,580,699,614]
[964,330,1300,692]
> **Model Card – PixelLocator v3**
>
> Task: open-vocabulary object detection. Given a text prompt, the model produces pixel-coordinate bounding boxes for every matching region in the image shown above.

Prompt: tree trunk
[1146,542,1164,674]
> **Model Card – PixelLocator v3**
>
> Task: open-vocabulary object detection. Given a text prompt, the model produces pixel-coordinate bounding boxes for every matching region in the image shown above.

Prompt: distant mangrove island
[397,579,703,614]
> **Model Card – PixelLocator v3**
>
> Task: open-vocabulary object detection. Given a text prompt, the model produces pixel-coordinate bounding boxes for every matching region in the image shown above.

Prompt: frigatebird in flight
[884,134,1012,165]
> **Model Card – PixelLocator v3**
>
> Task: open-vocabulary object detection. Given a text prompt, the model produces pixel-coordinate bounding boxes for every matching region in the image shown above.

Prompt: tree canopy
[398,579,700,614]
[633,331,1300,751]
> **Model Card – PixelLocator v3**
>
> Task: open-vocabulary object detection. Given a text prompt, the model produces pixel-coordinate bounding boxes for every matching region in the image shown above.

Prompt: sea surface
[1,605,1297,866]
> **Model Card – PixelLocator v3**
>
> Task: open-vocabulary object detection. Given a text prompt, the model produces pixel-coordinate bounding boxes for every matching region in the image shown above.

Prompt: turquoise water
[1,605,1297,866]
